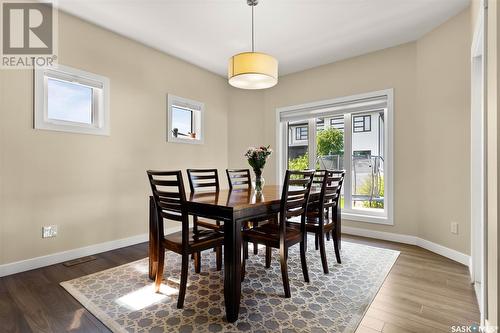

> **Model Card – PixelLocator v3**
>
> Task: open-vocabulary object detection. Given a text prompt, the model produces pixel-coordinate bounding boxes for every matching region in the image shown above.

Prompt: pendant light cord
[251,4,255,52]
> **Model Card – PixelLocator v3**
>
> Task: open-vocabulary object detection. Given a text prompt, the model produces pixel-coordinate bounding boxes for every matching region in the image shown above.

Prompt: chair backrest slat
[226,169,251,190]
[187,169,220,192]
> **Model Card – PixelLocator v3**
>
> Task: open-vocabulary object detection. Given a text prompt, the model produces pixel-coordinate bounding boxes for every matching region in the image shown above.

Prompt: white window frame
[34,64,110,136]
[275,89,394,225]
[167,94,204,145]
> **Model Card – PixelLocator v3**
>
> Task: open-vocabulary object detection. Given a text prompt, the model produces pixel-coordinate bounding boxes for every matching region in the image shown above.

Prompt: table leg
[224,218,242,323]
[148,196,157,280]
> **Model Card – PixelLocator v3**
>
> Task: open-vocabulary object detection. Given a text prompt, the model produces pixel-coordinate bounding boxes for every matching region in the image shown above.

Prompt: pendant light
[228,0,278,90]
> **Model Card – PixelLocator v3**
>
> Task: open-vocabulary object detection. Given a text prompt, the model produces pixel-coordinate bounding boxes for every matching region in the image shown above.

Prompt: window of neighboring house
[353,150,372,158]
[316,119,324,132]
[167,94,204,144]
[34,64,110,136]
[295,126,308,140]
[330,117,344,131]
[353,115,371,132]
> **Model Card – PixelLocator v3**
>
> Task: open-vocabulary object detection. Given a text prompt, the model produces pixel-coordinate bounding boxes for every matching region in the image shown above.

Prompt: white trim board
[1,226,470,277]
[0,226,177,278]
[343,226,471,267]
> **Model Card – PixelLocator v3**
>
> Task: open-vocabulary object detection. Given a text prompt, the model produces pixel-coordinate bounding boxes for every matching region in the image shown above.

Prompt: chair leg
[241,254,246,282]
[265,246,271,268]
[333,233,342,264]
[154,247,165,293]
[194,252,201,273]
[326,231,330,241]
[253,242,258,255]
[177,254,189,309]
[300,240,310,283]
[280,247,291,298]
[216,246,222,271]
[243,240,249,260]
[315,233,319,250]
[319,232,329,274]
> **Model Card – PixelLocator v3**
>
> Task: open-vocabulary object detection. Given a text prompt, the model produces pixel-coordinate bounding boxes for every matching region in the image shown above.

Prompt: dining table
[147,184,340,323]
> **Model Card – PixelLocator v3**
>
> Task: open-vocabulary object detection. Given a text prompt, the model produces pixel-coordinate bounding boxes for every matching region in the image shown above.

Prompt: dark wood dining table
[147,185,340,323]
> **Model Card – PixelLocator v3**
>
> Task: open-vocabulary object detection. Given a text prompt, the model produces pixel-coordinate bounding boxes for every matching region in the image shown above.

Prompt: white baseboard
[0,226,177,277]
[1,225,471,277]
[342,226,471,267]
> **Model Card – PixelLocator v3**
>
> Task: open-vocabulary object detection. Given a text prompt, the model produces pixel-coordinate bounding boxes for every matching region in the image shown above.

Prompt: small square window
[34,64,110,136]
[167,94,204,144]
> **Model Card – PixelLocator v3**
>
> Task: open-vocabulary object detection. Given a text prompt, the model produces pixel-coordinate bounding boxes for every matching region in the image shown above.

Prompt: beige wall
[228,89,266,169]
[0,12,230,265]
[229,9,472,254]
[416,9,471,254]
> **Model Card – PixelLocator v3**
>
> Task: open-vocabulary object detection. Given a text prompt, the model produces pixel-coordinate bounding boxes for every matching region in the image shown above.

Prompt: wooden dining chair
[241,169,315,298]
[226,169,251,190]
[289,170,345,274]
[226,168,259,257]
[187,169,223,232]
[147,170,224,309]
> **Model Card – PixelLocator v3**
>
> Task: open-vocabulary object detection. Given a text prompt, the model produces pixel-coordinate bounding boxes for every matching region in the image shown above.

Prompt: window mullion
[308,118,316,170]
[343,114,353,210]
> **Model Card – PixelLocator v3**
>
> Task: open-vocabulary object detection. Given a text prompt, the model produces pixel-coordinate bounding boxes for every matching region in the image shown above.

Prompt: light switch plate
[42,225,57,238]
[450,222,459,234]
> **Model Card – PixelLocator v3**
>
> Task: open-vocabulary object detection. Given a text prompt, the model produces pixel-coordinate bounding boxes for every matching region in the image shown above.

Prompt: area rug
[61,240,399,333]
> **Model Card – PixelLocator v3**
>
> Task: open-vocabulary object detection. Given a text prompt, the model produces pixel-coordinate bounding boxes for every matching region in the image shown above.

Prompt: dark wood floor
[0,235,479,333]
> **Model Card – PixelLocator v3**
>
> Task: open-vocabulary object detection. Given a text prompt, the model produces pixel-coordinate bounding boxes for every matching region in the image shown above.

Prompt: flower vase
[253,170,265,193]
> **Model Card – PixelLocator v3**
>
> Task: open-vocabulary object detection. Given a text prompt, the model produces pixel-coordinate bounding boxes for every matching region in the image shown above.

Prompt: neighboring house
[287,111,385,161]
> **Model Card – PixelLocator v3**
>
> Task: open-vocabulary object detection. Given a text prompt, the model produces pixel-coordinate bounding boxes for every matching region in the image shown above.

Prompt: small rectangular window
[167,94,204,144]
[47,78,93,124]
[34,64,110,136]
[171,106,193,136]
[295,126,308,140]
[316,119,324,132]
[330,117,344,131]
[353,115,371,132]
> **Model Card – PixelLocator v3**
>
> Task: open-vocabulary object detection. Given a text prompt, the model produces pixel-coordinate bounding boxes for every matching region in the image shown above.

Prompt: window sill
[167,136,204,145]
[341,211,393,225]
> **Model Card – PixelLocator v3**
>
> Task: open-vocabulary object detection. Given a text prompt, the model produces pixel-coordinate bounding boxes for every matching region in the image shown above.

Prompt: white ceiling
[57,0,470,77]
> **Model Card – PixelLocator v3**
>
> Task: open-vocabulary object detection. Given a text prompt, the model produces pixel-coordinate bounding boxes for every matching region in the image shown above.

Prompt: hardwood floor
[0,235,479,332]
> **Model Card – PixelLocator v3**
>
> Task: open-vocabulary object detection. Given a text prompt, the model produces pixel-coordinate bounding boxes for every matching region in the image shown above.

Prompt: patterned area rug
[61,240,399,333]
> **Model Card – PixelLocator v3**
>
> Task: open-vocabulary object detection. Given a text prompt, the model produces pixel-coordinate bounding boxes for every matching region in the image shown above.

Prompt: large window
[34,65,110,135]
[278,89,393,224]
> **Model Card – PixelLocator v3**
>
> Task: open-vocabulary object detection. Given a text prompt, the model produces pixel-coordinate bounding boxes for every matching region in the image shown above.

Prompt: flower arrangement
[245,146,272,192]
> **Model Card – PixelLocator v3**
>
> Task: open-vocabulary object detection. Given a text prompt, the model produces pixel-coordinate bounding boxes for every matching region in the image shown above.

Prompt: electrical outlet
[450,222,459,235]
[42,225,57,238]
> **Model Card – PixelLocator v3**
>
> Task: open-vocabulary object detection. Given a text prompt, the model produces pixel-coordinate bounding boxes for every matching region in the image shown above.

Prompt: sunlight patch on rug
[61,241,399,333]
